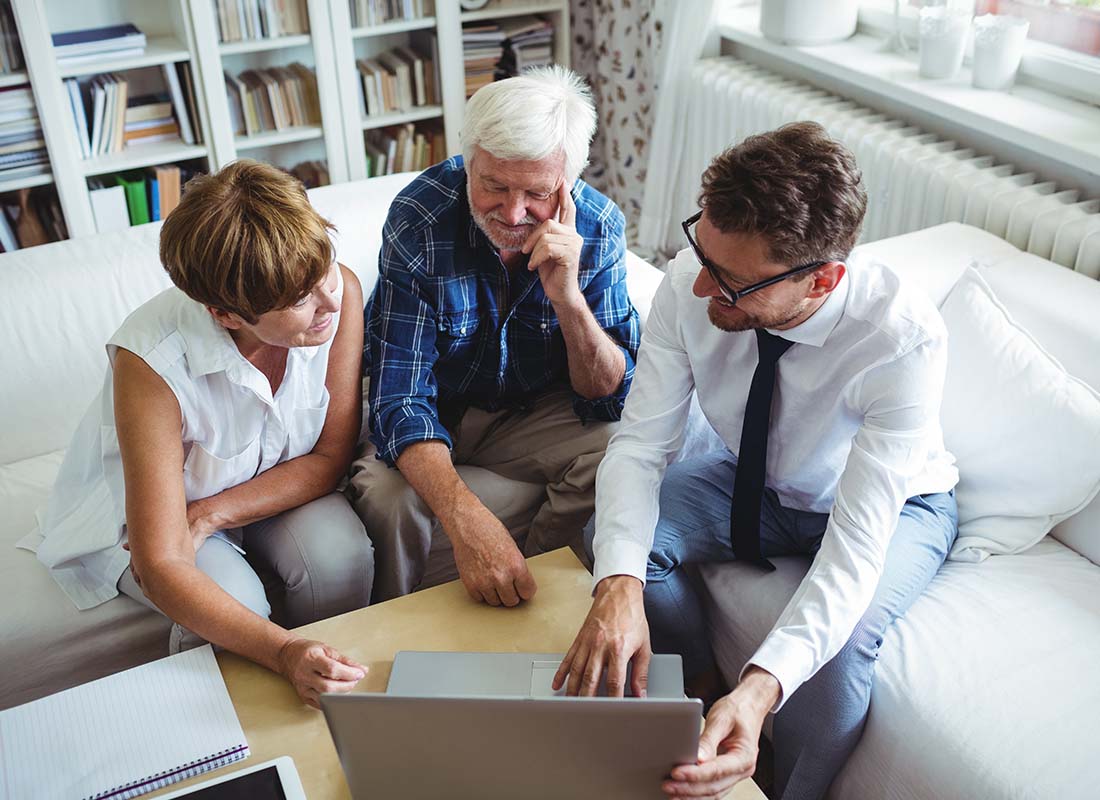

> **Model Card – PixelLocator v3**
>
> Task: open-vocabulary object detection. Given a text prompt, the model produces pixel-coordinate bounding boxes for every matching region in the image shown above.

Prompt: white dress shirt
[23,274,341,611]
[593,248,958,708]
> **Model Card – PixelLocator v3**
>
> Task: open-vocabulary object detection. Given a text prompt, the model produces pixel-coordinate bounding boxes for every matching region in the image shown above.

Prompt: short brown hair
[159,159,335,322]
[698,121,867,267]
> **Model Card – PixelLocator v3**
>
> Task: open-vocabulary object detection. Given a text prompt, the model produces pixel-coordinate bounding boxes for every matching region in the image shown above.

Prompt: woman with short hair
[28,159,373,706]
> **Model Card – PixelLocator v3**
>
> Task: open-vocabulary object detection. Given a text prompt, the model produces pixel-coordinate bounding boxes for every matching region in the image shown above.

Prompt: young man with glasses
[555,122,959,800]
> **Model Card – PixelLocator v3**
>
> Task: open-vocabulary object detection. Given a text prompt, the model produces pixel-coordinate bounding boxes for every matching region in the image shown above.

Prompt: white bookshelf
[190,0,348,184]
[0,0,572,249]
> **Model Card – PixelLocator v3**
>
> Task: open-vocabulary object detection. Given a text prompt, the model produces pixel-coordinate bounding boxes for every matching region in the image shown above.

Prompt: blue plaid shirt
[365,156,640,467]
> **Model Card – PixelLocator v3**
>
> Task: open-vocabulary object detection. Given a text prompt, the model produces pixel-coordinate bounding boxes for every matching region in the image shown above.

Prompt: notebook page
[0,645,249,800]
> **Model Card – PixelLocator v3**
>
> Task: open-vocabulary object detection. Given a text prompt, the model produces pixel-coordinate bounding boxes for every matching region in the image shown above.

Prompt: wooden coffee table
[152,548,764,799]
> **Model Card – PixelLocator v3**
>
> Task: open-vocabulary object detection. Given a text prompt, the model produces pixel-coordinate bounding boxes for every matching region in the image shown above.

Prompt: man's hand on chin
[449,499,537,607]
[662,667,780,800]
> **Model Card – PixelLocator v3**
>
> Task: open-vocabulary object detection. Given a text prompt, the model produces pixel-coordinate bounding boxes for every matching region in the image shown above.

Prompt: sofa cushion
[0,452,169,710]
[976,253,1100,566]
[938,268,1100,561]
[701,537,1100,799]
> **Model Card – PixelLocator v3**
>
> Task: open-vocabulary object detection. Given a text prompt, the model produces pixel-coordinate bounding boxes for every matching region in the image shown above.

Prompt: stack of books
[462,23,504,98]
[289,159,329,188]
[349,0,434,28]
[364,121,444,177]
[88,164,190,233]
[496,17,553,78]
[64,64,199,159]
[357,41,439,118]
[0,1,24,74]
[224,64,320,137]
[214,0,310,43]
[51,23,146,67]
[0,187,66,252]
[0,85,47,181]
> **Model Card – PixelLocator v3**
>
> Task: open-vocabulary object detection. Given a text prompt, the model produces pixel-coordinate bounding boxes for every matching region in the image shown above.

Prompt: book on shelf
[88,163,187,233]
[66,66,199,158]
[0,1,25,74]
[359,39,439,118]
[51,23,146,65]
[365,121,444,177]
[226,63,319,137]
[462,22,504,98]
[289,159,329,188]
[496,16,553,78]
[350,0,435,28]
[0,84,47,176]
[215,0,310,43]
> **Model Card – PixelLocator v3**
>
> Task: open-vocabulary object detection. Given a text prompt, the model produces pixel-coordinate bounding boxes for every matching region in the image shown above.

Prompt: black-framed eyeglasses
[681,211,828,306]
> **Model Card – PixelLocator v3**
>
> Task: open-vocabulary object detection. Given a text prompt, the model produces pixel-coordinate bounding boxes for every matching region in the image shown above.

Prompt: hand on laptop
[276,638,367,710]
[553,575,651,697]
[451,503,538,607]
[661,667,779,799]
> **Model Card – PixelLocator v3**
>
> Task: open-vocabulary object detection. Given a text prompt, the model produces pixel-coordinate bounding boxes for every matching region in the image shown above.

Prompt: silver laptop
[320,651,703,800]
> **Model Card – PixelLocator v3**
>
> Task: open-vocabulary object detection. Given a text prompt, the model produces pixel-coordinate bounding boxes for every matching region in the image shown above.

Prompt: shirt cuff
[376,411,454,467]
[591,536,651,594]
[740,632,817,713]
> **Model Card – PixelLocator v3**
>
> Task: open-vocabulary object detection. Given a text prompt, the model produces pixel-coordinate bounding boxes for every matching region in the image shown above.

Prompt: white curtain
[635,0,719,258]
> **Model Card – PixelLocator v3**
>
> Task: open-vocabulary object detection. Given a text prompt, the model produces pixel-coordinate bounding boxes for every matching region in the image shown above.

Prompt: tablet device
[153,756,305,800]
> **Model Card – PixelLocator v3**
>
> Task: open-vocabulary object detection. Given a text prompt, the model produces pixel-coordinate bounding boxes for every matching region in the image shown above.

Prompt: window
[974,1,1098,57]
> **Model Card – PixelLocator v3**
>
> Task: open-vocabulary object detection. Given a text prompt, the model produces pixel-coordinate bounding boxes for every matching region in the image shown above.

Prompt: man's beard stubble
[468,184,538,251]
[706,297,806,333]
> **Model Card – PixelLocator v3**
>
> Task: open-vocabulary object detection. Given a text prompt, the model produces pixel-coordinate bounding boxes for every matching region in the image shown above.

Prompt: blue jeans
[609,449,958,800]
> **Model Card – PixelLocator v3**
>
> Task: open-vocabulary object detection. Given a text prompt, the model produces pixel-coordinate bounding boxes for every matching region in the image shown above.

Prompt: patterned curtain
[571,0,663,246]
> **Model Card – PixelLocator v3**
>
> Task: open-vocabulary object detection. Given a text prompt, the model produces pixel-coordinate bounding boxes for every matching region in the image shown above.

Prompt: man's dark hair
[698,121,867,268]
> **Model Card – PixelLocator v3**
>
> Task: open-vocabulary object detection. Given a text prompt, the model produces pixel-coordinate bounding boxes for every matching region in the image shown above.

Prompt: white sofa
[3,173,1098,800]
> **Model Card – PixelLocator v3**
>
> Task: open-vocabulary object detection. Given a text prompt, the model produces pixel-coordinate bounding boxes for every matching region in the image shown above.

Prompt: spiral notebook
[0,645,249,800]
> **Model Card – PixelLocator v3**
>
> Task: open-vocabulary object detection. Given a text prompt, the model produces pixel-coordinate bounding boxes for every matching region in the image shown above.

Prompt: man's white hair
[461,65,597,184]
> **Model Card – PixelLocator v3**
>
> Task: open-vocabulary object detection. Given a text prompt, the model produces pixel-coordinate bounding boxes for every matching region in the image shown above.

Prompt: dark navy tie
[730,329,794,571]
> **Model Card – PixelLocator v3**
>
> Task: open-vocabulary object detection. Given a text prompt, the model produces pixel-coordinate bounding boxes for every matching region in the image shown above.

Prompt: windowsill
[715,6,1100,181]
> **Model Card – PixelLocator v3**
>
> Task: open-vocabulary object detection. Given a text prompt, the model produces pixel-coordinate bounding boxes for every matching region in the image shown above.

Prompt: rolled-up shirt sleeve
[366,220,452,467]
[572,209,641,422]
[744,334,949,710]
[592,273,695,586]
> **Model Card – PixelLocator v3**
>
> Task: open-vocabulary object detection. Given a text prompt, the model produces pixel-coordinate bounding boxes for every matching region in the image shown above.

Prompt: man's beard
[468,185,538,251]
[706,297,806,332]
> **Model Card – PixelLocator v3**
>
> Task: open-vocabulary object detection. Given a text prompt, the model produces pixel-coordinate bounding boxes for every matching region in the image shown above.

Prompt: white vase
[760,0,860,46]
[972,14,1030,90]
[919,7,971,79]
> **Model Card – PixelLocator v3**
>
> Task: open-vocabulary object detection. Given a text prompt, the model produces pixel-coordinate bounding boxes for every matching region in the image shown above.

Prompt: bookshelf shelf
[0,71,28,88]
[0,171,53,193]
[361,105,443,131]
[218,34,312,56]
[234,124,323,150]
[57,36,192,79]
[81,140,207,177]
[351,17,437,39]
[459,1,566,23]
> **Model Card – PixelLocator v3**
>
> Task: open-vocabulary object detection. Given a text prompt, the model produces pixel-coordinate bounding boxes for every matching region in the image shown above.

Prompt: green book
[115,171,149,226]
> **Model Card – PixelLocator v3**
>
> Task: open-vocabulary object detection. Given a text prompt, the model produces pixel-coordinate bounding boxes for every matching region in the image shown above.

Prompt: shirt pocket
[183,437,262,502]
[512,301,560,341]
[287,401,329,459]
[435,310,480,358]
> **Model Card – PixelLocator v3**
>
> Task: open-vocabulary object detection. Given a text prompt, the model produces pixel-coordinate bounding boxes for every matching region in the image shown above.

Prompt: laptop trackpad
[529,661,567,697]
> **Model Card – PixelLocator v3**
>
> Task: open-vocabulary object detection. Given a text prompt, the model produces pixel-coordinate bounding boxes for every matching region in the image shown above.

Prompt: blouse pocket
[287,403,329,460]
[182,437,262,501]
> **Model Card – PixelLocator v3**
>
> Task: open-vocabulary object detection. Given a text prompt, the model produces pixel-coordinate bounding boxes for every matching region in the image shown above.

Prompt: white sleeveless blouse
[25,270,342,610]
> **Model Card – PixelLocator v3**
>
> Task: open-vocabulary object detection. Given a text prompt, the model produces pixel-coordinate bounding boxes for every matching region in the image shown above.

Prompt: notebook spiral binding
[87,744,251,800]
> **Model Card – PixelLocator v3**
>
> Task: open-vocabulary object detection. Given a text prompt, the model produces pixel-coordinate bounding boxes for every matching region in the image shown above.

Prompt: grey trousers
[118,492,374,653]
[347,388,617,602]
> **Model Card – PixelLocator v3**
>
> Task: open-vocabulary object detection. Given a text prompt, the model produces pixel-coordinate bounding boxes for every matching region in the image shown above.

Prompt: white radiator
[671,56,1100,279]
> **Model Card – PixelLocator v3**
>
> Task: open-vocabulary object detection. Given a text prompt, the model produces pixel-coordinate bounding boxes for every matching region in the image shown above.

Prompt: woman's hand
[185,499,221,552]
[277,637,368,709]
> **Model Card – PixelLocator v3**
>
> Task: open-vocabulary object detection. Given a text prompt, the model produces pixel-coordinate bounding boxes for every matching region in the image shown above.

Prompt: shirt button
[540,323,547,330]
[460,326,467,334]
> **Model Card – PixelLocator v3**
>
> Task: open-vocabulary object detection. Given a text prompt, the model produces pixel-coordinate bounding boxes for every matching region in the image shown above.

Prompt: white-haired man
[347,67,640,606]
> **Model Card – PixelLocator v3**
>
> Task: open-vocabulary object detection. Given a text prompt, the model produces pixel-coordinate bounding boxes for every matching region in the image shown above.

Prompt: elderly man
[556,122,959,800]
[346,66,639,607]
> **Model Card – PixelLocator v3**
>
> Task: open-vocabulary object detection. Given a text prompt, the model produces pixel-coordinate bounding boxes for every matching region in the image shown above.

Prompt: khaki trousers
[346,387,616,602]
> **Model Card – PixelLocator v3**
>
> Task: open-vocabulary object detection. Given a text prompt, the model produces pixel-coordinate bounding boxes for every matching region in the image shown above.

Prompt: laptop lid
[320,693,702,800]
[386,651,687,698]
